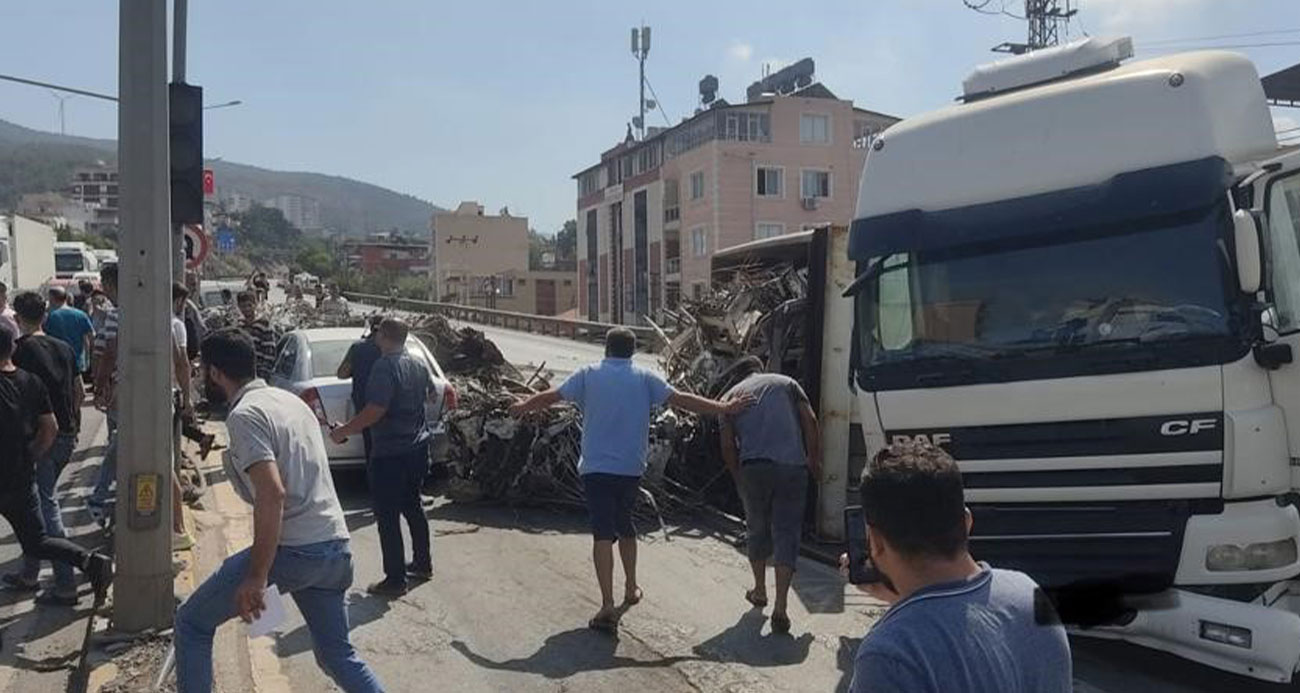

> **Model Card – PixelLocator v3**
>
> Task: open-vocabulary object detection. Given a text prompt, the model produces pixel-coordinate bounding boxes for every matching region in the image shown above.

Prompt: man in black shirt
[0,326,111,603]
[336,315,385,460]
[3,292,82,603]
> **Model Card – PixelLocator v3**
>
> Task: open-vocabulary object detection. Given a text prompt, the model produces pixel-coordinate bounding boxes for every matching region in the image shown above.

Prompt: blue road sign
[216,226,237,253]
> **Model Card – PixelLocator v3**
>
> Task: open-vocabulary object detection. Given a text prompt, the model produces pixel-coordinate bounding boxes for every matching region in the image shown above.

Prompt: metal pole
[115,0,175,632]
[172,0,187,83]
[0,72,116,101]
[171,0,188,279]
[638,54,646,141]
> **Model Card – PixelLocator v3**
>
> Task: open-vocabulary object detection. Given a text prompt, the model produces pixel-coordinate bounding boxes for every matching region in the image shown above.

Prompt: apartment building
[268,193,322,233]
[342,237,430,274]
[573,78,897,325]
[430,201,529,304]
[69,167,120,235]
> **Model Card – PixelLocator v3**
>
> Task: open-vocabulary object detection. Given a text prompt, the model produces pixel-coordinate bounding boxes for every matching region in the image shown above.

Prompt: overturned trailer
[665,225,864,540]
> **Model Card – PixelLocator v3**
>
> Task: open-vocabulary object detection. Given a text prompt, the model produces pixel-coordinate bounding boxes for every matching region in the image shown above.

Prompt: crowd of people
[0,270,1073,692]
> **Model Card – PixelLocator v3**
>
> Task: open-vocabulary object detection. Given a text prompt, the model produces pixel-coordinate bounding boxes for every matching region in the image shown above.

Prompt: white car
[269,327,457,468]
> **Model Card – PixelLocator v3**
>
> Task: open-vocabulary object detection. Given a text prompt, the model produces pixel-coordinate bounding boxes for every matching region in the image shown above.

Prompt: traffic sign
[183,223,209,269]
[215,225,237,253]
[202,168,215,196]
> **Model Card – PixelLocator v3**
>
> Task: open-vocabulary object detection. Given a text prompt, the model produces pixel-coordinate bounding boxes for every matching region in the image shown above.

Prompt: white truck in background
[839,36,1300,681]
[54,240,101,281]
[0,214,57,291]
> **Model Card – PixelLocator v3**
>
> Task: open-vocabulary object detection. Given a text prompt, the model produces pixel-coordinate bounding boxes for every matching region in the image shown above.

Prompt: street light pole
[171,0,189,279]
[115,0,175,632]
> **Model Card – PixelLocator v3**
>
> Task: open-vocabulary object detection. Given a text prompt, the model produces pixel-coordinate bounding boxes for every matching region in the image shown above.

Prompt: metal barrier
[344,292,662,348]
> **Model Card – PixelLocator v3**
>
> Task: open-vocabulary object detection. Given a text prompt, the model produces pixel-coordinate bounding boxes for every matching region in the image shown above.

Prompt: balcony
[665,256,681,278]
[664,205,680,224]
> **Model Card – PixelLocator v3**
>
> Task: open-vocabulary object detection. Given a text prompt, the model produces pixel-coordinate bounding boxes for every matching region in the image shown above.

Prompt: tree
[528,228,556,270]
[556,219,577,262]
[233,204,301,251]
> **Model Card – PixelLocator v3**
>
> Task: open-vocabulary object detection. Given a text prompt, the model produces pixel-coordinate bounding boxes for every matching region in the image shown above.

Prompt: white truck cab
[847,37,1300,681]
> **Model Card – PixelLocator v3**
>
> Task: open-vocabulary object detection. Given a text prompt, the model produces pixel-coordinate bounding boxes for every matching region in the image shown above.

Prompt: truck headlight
[1205,538,1297,572]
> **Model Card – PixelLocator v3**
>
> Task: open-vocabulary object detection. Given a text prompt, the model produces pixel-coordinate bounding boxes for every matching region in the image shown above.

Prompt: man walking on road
[87,264,121,522]
[3,291,84,604]
[43,286,94,381]
[720,357,820,634]
[0,327,112,601]
[509,327,753,631]
[176,329,384,693]
[236,290,278,381]
[331,318,433,597]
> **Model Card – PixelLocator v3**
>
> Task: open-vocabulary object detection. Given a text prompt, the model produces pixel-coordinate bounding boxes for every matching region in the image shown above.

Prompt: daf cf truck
[846,36,1300,682]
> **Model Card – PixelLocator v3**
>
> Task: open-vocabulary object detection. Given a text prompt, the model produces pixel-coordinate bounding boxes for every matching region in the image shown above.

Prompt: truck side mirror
[1234,209,1261,294]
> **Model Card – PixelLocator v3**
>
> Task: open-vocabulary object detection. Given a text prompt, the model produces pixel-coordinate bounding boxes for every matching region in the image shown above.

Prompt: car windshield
[309,339,355,378]
[55,253,84,273]
[856,202,1244,389]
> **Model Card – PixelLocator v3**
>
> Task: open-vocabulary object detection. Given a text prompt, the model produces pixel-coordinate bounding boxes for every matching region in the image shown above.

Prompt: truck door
[1258,159,1300,474]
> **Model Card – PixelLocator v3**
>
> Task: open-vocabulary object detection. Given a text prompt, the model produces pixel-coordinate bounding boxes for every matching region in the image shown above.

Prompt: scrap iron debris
[424,262,809,524]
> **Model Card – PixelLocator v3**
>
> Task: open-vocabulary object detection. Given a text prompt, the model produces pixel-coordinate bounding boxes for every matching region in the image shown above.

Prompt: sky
[0,0,1297,236]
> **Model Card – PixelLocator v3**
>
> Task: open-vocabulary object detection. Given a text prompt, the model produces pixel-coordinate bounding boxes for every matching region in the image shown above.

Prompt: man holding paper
[175,329,384,693]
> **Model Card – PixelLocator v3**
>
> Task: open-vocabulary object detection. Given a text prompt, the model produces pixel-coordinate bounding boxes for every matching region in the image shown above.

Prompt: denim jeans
[174,539,384,693]
[21,432,78,590]
[89,413,117,508]
[367,447,431,585]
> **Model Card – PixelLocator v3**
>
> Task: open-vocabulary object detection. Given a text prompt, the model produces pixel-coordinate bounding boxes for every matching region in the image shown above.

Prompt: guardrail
[344,292,662,349]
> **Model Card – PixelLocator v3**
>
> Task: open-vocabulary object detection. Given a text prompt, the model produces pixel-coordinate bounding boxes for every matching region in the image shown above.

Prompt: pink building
[573,78,898,325]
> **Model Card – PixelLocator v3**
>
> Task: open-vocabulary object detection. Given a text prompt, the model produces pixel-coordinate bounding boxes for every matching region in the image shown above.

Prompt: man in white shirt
[175,328,383,692]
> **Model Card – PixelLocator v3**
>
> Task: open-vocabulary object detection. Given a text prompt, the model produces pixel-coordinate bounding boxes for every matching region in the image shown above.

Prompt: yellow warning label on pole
[134,473,159,515]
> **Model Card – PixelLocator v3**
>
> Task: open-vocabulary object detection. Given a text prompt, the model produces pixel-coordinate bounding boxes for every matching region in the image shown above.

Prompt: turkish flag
[202,169,215,196]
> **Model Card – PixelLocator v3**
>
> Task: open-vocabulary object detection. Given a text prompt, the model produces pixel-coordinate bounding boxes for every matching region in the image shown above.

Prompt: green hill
[0,118,439,236]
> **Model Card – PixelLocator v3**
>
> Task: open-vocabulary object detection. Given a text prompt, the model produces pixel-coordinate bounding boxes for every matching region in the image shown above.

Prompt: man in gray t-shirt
[176,329,383,692]
[721,357,820,635]
[845,441,1070,693]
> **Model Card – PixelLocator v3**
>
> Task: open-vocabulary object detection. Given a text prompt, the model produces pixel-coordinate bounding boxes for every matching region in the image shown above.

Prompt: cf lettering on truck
[843,37,1300,682]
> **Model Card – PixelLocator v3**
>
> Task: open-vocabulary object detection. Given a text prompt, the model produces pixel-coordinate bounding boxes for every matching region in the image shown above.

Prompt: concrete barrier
[344,292,662,350]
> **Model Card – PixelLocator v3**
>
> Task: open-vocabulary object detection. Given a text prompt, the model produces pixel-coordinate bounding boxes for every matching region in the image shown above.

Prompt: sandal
[745,589,768,609]
[623,587,644,606]
[771,612,792,634]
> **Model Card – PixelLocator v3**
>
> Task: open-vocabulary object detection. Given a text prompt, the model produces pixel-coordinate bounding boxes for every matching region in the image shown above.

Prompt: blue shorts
[582,473,640,541]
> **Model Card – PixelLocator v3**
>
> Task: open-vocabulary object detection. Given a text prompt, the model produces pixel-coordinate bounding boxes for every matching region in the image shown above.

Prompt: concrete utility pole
[171,0,188,279]
[115,0,176,632]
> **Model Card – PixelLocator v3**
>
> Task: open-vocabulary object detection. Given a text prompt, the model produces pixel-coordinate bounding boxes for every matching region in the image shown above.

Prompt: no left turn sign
[183,224,209,270]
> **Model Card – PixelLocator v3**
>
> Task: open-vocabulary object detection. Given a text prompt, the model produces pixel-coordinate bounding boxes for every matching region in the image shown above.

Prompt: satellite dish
[644,99,657,110]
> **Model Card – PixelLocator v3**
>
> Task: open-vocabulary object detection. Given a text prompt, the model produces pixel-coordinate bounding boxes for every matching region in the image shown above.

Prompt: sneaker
[85,553,114,597]
[173,532,195,551]
[365,580,407,597]
[1,573,39,592]
[35,589,78,607]
[406,563,433,581]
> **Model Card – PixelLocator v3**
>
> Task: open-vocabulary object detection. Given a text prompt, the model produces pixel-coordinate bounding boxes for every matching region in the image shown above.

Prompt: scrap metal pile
[201,297,364,333]
[423,262,810,526]
[655,264,812,515]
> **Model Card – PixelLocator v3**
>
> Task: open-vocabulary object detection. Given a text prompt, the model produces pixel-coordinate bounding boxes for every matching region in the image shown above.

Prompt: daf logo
[890,433,952,447]
[1159,419,1217,436]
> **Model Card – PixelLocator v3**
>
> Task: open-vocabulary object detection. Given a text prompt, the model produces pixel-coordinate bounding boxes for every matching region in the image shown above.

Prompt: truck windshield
[855,201,1247,389]
[55,252,85,274]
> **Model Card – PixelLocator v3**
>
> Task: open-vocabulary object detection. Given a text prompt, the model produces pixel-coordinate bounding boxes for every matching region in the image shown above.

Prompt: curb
[205,476,294,693]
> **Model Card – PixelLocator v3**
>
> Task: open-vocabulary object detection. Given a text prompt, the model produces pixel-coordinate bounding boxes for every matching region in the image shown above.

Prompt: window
[691,226,708,257]
[800,114,831,144]
[755,223,784,240]
[692,282,706,300]
[1267,173,1300,330]
[719,111,770,143]
[802,170,831,199]
[756,167,783,197]
[578,170,600,196]
[690,171,705,200]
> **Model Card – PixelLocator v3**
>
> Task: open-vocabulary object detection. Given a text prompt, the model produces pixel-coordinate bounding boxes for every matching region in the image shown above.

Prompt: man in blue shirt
[510,327,752,631]
[331,318,434,597]
[843,441,1071,692]
[43,287,94,377]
